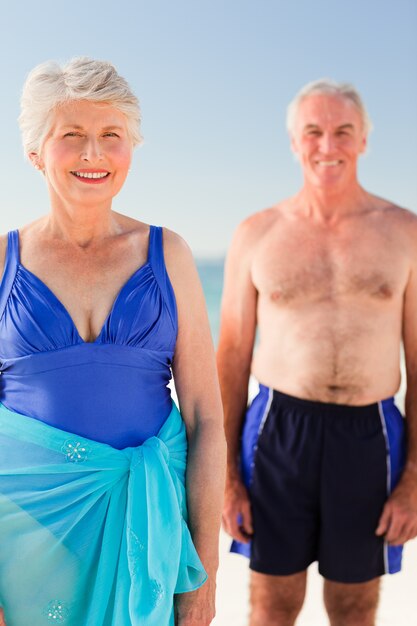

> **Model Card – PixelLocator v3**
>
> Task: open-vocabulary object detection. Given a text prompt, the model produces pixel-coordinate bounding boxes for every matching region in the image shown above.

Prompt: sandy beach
[214,532,417,625]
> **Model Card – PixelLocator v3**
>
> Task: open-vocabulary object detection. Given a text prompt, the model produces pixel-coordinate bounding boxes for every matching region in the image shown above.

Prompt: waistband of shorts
[258,383,395,417]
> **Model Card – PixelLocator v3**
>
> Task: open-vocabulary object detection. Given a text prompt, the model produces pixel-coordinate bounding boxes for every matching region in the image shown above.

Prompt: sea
[196,259,224,347]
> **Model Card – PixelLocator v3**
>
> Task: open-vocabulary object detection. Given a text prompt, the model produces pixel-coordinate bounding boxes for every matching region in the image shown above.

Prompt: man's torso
[250,199,413,404]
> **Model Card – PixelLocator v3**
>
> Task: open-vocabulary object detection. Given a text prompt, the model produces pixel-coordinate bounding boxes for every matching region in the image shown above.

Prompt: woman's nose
[80,137,103,161]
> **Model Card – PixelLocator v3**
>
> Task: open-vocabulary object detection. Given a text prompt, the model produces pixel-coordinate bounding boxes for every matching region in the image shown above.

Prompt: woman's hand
[175,578,216,625]
[0,608,6,626]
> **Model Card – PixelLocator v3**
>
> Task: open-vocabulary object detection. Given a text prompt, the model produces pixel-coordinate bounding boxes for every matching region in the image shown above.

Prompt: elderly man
[217,79,417,626]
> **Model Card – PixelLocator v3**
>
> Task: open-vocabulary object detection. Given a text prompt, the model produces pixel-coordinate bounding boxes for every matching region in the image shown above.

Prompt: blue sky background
[0,0,416,257]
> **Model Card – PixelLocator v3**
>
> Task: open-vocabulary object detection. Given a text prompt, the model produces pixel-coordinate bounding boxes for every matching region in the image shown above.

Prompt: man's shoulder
[372,197,416,224]
[370,199,417,265]
[373,199,417,238]
[390,205,417,229]
[232,202,288,246]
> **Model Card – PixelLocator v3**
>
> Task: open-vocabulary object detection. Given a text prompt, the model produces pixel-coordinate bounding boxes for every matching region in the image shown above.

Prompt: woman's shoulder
[157,227,201,297]
[160,227,194,267]
[114,216,194,273]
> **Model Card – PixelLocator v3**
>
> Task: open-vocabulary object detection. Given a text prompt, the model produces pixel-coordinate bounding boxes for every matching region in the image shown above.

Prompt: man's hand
[222,477,253,543]
[376,474,417,545]
[0,608,6,626]
[175,578,216,626]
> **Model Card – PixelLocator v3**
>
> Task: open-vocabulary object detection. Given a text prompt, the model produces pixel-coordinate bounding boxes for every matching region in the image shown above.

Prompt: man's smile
[315,160,343,167]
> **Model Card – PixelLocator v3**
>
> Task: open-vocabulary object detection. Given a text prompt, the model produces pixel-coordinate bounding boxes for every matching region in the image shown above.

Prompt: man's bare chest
[252,225,408,305]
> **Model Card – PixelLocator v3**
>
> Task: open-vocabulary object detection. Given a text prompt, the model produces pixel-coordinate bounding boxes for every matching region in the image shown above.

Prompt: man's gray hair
[286,78,372,136]
[19,57,142,156]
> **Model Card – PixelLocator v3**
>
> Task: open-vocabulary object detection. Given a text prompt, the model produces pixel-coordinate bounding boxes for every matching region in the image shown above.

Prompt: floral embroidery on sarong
[44,600,69,622]
[150,580,164,607]
[127,528,146,576]
[61,440,90,463]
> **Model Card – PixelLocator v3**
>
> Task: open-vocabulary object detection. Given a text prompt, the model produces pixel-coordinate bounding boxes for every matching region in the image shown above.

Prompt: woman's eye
[63,132,81,138]
[103,132,119,138]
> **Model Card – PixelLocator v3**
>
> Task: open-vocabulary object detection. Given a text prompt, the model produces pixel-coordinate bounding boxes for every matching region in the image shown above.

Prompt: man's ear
[290,134,300,160]
[359,134,367,154]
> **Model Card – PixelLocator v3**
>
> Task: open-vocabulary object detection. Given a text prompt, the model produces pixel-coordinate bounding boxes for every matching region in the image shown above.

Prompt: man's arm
[376,219,417,545]
[164,230,226,626]
[217,218,259,543]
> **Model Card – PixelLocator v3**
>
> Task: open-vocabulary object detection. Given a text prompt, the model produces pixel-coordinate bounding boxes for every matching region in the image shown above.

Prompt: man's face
[291,94,367,191]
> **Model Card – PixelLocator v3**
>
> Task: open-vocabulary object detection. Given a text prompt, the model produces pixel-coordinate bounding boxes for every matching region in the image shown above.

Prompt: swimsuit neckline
[18,262,152,345]
[15,227,154,345]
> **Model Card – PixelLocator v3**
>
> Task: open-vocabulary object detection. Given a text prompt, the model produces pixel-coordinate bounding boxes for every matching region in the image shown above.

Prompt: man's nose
[319,133,335,154]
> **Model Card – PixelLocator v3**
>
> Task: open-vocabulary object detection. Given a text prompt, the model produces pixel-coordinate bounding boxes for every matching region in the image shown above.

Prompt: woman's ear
[28,152,44,171]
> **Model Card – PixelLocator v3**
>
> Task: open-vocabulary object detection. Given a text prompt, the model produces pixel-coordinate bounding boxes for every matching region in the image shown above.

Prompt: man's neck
[294,183,371,224]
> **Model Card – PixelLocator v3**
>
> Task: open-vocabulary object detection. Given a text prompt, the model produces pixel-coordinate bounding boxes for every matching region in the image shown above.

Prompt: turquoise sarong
[0,402,206,625]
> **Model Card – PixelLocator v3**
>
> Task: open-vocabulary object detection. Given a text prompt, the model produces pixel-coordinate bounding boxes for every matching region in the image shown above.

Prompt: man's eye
[103,132,119,138]
[63,132,81,137]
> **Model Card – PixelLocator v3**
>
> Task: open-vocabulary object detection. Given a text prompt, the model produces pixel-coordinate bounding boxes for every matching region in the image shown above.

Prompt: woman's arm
[164,229,226,626]
[0,237,7,625]
[0,235,7,280]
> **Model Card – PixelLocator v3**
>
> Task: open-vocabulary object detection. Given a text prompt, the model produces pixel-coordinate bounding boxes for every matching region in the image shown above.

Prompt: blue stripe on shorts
[378,398,406,574]
[231,384,272,558]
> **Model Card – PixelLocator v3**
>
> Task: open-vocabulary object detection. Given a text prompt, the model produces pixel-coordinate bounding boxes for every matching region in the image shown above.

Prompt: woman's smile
[70,168,111,183]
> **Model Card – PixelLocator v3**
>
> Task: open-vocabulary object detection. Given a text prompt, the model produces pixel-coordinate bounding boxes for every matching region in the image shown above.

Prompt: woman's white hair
[19,56,142,156]
[286,78,372,136]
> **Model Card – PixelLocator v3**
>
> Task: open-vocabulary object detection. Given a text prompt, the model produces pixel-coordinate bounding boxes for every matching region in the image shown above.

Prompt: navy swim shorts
[231,385,406,583]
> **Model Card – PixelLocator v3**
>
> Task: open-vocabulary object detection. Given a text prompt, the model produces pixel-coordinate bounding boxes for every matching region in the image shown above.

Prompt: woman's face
[33,100,133,210]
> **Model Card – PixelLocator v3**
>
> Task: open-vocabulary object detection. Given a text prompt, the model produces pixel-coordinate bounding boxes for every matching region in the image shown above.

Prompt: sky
[0,0,416,257]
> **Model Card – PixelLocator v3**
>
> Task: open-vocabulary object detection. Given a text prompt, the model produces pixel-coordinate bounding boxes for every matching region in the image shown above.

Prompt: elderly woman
[0,58,225,626]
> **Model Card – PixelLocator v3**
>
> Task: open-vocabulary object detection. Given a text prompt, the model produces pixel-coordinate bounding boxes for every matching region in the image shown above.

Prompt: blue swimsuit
[0,226,177,448]
[0,227,207,625]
